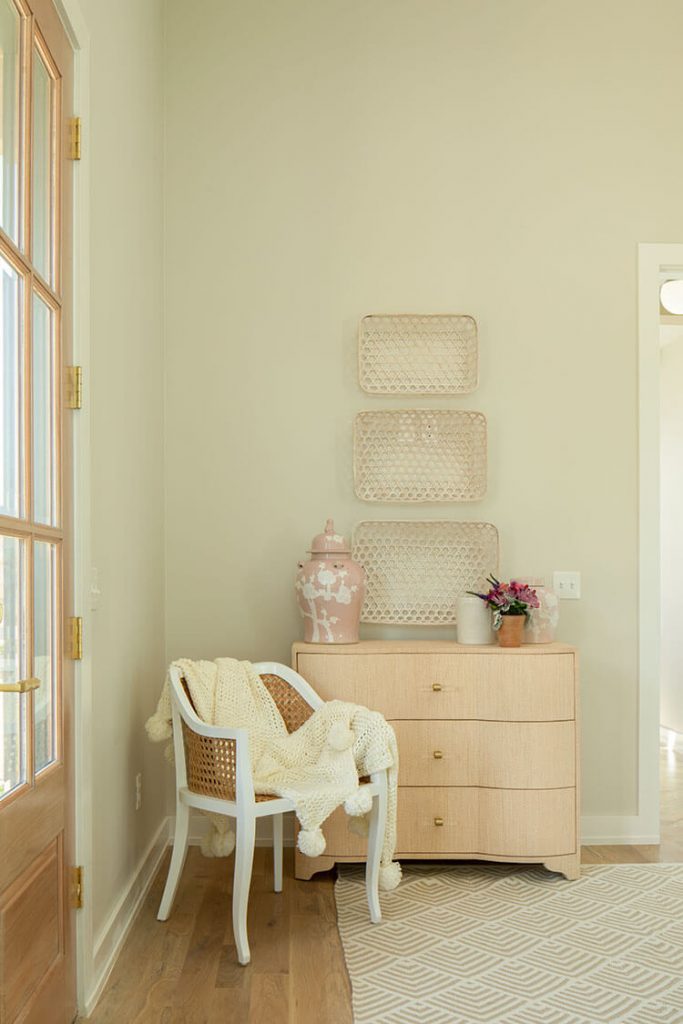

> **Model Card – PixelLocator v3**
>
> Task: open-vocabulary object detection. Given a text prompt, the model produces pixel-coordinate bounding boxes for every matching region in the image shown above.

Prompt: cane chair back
[178,672,311,802]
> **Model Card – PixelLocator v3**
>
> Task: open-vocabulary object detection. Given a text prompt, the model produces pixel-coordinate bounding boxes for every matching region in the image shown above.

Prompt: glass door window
[0,0,63,802]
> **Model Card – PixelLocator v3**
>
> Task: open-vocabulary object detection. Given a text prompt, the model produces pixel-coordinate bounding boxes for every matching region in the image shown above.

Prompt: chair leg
[233,812,256,965]
[366,774,387,924]
[157,800,190,921]
[272,813,283,893]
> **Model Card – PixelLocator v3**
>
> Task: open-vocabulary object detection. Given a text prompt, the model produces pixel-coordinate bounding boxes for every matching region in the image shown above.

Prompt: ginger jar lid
[310,518,350,555]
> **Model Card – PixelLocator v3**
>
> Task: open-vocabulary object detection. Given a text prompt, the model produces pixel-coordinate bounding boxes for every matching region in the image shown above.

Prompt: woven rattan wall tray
[353,410,487,502]
[358,314,478,395]
[352,520,499,625]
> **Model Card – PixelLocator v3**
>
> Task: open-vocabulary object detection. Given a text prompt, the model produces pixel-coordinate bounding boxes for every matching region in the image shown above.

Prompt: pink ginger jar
[295,519,365,644]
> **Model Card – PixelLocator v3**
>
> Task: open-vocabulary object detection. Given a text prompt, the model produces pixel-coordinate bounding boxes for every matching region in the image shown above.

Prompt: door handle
[0,677,41,693]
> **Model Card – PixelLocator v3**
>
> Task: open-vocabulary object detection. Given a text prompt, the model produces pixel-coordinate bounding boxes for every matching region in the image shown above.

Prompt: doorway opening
[638,243,683,855]
[659,266,683,859]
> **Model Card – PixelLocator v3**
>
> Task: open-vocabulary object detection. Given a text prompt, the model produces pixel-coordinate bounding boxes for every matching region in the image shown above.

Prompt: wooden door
[0,1,76,1021]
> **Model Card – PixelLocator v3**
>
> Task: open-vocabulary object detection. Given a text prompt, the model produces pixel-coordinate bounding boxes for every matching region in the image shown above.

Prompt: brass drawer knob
[434,817,444,827]
[433,750,443,760]
[432,682,442,692]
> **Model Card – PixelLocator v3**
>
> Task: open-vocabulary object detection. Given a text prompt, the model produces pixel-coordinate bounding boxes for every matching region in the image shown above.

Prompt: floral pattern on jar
[295,519,365,644]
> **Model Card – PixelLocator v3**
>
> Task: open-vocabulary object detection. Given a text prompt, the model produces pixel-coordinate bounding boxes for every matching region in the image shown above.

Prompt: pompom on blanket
[146,658,401,890]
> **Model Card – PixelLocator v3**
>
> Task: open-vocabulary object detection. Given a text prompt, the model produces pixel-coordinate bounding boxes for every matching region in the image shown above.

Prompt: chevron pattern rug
[335,863,683,1024]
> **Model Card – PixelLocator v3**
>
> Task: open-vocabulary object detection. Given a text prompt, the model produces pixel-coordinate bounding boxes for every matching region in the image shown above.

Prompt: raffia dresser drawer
[315,787,576,859]
[292,640,580,880]
[391,720,576,789]
[295,650,574,721]
[397,787,576,857]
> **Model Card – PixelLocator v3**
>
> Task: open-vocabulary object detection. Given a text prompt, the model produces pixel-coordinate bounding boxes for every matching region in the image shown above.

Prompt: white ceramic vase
[456,594,495,645]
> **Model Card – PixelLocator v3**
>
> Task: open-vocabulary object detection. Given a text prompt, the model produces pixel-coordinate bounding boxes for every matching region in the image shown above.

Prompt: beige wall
[79,0,166,937]
[661,325,683,735]
[162,0,683,823]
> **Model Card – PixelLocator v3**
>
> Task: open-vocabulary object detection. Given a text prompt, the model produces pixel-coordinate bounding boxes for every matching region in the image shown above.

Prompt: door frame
[50,0,93,1013]
[637,242,683,845]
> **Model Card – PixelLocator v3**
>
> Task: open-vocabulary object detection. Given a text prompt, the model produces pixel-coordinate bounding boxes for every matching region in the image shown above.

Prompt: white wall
[77,0,166,943]
[661,324,683,735]
[162,0,683,828]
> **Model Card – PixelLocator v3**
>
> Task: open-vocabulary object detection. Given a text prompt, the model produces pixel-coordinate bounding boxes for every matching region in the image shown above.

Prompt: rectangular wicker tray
[353,410,487,502]
[358,314,478,395]
[353,520,499,625]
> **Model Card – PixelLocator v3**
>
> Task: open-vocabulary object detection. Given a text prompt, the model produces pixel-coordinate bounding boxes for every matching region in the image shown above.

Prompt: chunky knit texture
[146,658,401,889]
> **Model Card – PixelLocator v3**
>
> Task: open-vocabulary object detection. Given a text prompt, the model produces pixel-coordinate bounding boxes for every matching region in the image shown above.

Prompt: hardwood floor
[84,741,683,1023]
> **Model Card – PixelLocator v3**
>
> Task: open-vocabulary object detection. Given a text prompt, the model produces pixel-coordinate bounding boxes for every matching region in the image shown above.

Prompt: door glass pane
[32,293,57,525]
[0,252,22,518]
[32,49,53,284]
[0,534,26,798]
[0,0,20,243]
[34,539,57,773]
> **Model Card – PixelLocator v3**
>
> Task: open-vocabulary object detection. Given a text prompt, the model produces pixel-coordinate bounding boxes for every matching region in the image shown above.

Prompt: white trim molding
[50,0,95,1015]
[581,816,659,847]
[637,242,683,847]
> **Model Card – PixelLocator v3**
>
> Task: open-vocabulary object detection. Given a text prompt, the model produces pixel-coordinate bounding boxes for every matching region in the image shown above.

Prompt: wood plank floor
[84,741,683,1023]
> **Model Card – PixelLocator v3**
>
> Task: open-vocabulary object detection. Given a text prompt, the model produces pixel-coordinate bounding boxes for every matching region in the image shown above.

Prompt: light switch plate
[553,571,581,599]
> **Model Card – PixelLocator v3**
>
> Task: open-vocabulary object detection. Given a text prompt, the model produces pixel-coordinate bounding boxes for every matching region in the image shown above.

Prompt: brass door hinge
[67,617,83,660]
[68,117,81,160]
[66,366,83,409]
[70,866,84,909]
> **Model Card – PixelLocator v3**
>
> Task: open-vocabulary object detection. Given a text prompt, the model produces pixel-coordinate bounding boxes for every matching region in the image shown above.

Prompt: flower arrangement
[468,575,540,631]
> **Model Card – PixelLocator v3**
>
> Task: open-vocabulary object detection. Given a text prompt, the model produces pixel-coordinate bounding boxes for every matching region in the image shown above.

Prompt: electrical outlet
[135,773,142,811]
[553,571,581,599]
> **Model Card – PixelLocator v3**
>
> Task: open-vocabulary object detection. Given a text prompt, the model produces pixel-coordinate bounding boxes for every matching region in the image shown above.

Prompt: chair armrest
[179,715,247,744]
[168,666,256,803]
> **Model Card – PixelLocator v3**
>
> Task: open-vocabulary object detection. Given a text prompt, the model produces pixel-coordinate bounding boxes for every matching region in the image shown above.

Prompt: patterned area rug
[335,863,683,1024]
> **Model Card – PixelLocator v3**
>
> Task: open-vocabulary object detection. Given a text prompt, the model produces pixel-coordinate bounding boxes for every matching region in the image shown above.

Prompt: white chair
[157,661,388,965]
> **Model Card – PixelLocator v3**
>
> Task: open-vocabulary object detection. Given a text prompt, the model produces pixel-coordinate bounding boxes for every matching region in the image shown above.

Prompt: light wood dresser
[292,640,580,881]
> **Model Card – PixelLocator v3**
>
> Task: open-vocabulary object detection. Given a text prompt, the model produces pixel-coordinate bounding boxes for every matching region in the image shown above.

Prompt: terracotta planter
[497,614,525,648]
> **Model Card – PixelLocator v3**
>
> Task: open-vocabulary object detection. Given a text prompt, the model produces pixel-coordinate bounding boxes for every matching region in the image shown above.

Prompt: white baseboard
[84,817,170,1017]
[581,815,660,846]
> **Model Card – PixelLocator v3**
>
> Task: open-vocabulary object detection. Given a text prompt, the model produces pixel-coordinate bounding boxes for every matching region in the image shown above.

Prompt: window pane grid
[0,9,65,804]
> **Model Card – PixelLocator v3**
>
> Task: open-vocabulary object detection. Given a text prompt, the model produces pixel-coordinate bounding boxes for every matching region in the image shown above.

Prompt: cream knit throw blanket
[146,658,401,891]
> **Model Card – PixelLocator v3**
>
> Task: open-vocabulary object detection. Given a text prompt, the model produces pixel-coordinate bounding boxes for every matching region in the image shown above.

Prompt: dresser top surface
[292,640,576,656]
